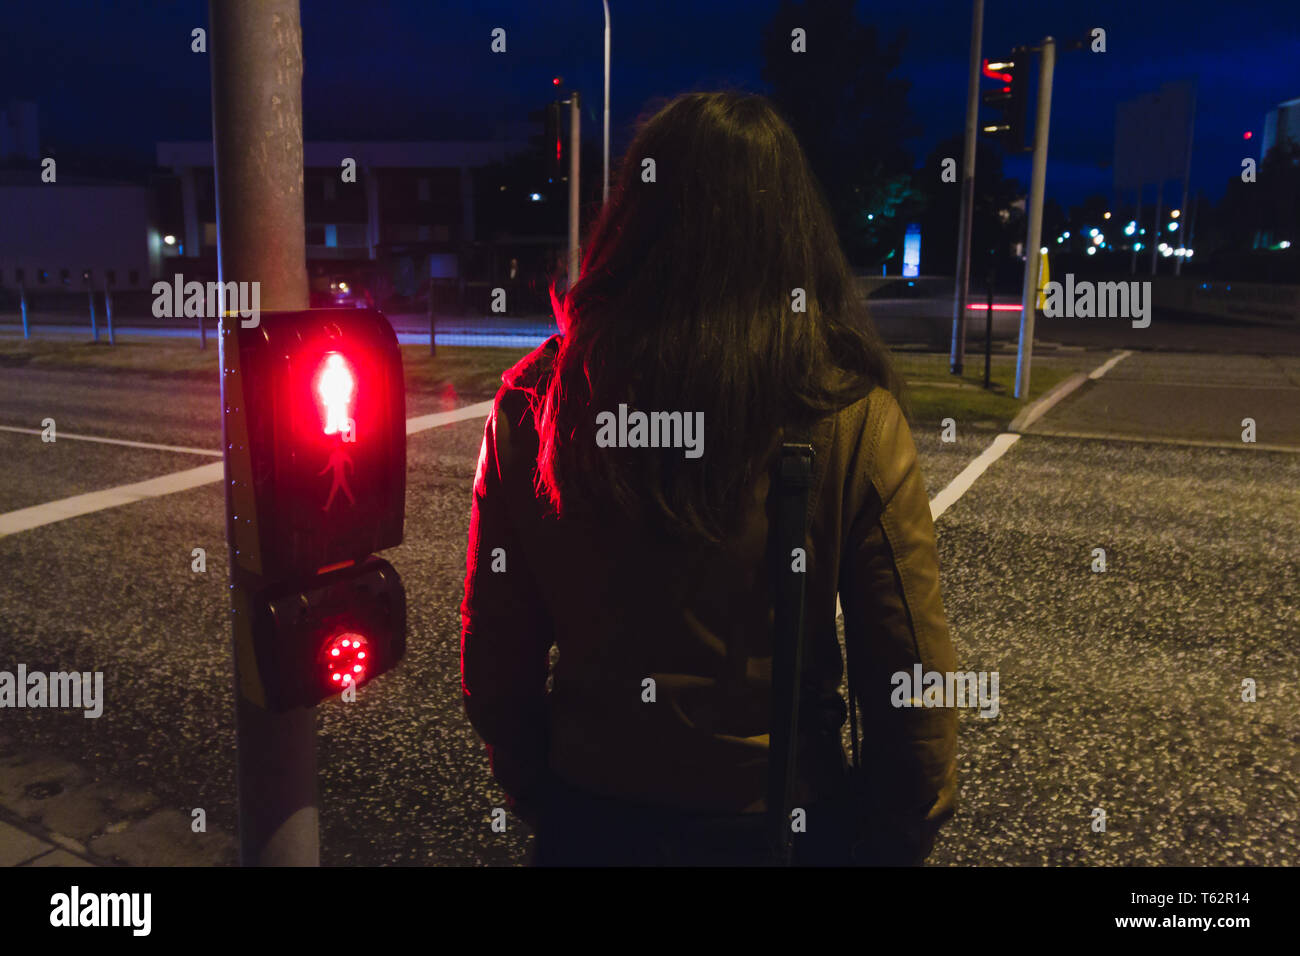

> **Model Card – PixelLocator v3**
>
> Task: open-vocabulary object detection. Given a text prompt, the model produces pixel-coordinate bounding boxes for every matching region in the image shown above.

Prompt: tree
[761,0,919,268]
[910,134,1025,275]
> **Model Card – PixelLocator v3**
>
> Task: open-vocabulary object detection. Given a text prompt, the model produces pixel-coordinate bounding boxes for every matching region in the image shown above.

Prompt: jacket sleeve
[460,390,554,818]
[839,391,958,862]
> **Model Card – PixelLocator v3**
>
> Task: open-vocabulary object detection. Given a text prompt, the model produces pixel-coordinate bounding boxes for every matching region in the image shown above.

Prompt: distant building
[0,171,156,292]
[0,101,39,161]
[155,140,527,300]
[1261,97,1300,160]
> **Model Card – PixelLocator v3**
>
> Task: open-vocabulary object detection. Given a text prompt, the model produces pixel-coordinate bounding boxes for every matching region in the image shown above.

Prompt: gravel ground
[2,361,1296,867]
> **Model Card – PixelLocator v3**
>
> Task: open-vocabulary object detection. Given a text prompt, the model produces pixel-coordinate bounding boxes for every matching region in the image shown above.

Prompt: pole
[949,0,984,375]
[1013,37,1054,400]
[602,0,611,205]
[1150,185,1162,276]
[984,264,994,389]
[568,91,581,292]
[105,282,115,346]
[428,280,437,357]
[88,287,98,342]
[1130,189,1141,275]
[19,282,29,339]
[210,0,318,867]
[1174,85,1196,276]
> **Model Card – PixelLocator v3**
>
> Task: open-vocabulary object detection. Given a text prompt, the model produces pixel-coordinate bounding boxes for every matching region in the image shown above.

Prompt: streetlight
[603,1,611,204]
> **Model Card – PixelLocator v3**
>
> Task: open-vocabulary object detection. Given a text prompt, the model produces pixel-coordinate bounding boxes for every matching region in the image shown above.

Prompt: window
[128,270,139,285]
[323,178,336,201]
[83,269,93,283]
[106,269,117,287]
[39,269,48,284]
[59,268,70,285]
[15,269,24,284]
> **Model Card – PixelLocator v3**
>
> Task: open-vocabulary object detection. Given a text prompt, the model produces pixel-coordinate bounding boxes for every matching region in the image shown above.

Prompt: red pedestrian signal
[229,309,404,578]
[222,308,407,711]
[315,352,356,438]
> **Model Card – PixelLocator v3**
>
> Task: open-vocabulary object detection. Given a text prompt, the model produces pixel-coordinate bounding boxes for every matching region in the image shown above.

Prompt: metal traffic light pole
[950,0,984,376]
[568,90,581,292]
[210,0,319,866]
[1013,37,1055,400]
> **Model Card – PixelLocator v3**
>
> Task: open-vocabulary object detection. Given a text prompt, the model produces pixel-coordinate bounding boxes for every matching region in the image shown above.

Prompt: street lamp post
[602,1,611,205]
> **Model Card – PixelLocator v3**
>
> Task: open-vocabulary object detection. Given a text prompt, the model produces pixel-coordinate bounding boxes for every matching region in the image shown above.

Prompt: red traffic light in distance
[229,309,405,580]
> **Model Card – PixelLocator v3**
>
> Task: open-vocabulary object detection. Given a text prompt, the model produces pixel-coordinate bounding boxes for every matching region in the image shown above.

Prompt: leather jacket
[461,335,957,851]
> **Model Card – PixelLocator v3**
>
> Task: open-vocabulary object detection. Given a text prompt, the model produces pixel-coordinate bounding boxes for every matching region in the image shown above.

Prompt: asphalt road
[0,349,1296,865]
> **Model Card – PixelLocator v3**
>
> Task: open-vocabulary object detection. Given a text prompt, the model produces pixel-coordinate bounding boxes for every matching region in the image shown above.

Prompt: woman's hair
[532,91,902,543]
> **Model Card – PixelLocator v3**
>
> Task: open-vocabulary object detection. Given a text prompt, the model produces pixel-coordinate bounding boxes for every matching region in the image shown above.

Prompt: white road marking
[1088,349,1133,380]
[406,400,496,435]
[0,401,497,537]
[928,433,1022,522]
[0,425,221,457]
[0,463,225,537]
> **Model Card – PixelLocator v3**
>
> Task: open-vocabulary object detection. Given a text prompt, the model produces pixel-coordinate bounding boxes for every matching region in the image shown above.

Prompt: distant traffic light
[981,53,1030,152]
[224,308,407,711]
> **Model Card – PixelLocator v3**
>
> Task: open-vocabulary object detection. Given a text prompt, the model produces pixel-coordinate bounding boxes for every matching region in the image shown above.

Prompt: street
[1,338,1295,866]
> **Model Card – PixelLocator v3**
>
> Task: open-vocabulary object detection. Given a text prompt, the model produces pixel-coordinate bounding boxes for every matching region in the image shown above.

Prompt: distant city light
[1280,240,1293,249]
[1103,211,1112,220]
[1168,222,1179,231]
[1171,209,1181,218]
[1092,234,1103,245]
[1134,242,1144,252]
[1063,231,1070,239]
[163,234,176,245]
[1040,246,1048,255]
[1244,131,1253,140]
[1124,221,1136,236]
[529,192,542,202]
[1086,246,1096,256]
[1056,236,1064,244]
[1089,228,1099,237]
[867,214,875,220]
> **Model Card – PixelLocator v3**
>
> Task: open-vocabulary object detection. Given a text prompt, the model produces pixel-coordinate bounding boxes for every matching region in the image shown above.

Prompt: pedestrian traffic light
[981,53,1030,152]
[229,308,405,579]
[221,308,407,711]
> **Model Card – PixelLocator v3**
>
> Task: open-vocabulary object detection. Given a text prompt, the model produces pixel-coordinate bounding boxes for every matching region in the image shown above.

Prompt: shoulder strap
[765,424,816,865]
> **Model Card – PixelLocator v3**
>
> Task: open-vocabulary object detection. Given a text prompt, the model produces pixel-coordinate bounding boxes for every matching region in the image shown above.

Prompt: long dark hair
[533,91,901,543]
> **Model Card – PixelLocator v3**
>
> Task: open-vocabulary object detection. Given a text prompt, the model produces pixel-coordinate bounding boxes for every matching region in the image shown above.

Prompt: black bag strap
[765,425,816,865]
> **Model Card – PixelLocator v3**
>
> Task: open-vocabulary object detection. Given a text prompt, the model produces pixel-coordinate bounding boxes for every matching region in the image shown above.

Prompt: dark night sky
[3,0,1297,206]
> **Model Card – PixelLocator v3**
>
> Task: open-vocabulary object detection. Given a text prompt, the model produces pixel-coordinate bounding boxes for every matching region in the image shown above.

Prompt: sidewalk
[0,737,235,867]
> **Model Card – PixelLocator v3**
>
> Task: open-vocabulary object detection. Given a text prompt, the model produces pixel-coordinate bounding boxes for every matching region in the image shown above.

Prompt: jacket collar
[502,333,562,397]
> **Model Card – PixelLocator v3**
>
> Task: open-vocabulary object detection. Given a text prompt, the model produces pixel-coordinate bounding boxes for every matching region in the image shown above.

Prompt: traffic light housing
[231,308,405,578]
[253,556,406,712]
[221,308,407,712]
[981,52,1030,152]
